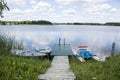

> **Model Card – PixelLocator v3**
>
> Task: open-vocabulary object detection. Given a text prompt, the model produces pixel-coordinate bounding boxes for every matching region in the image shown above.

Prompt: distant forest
[55,22,120,26]
[0,20,53,25]
[0,20,120,26]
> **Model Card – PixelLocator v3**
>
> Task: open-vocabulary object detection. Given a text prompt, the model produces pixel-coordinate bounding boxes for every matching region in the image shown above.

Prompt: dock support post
[64,38,65,46]
[111,42,115,56]
[47,52,51,61]
[59,38,61,46]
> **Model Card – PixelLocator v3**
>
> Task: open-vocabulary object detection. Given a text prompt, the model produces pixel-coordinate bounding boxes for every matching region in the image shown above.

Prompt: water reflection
[0,25,120,57]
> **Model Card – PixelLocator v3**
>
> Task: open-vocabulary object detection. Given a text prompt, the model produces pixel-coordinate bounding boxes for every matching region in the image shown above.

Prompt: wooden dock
[38,44,75,80]
[38,56,76,80]
[51,44,73,56]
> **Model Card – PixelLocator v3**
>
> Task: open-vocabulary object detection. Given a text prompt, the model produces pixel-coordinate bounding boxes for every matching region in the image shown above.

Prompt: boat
[11,49,46,56]
[72,48,86,62]
[35,46,52,54]
[72,46,102,62]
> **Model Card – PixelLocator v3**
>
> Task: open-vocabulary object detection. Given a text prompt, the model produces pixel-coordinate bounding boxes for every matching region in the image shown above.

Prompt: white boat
[72,48,86,62]
[35,46,52,54]
[72,46,102,62]
[11,49,46,56]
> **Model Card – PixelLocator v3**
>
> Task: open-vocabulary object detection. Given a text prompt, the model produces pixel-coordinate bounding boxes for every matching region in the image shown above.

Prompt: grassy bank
[0,55,50,80]
[0,33,51,80]
[69,55,120,80]
[0,33,13,55]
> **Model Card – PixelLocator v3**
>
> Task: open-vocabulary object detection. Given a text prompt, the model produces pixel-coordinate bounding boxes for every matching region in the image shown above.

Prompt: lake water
[0,25,120,58]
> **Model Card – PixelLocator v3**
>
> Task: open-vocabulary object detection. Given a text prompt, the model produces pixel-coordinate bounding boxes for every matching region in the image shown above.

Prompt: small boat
[11,49,46,56]
[72,46,102,62]
[35,46,52,54]
[72,48,86,62]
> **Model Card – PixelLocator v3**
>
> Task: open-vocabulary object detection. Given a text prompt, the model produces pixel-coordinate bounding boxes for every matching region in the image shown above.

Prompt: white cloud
[3,8,23,16]
[36,1,51,8]
[33,1,51,12]
[2,1,55,21]
[58,6,64,9]
[1,0,120,23]
[56,0,79,4]
[110,8,117,13]
[7,0,26,7]
[85,3,112,13]
[30,0,37,5]
[56,0,107,5]
[10,9,22,14]
[83,0,107,3]
[48,8,56,12]
[24,8,36,14]
[62,9,76,16]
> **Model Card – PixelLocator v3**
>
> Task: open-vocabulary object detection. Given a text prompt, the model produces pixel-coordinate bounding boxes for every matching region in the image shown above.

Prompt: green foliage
[73,23,102,25]
[69,55,120,80]
[0,33,51,80]
[30,20,53,25]
[0,55,50,80]
[54,22,120,26]
[0,33,14,55]
[105,22,120,26]
[0,20,6,25]
[0,20,53,25]
[0,0,9,17]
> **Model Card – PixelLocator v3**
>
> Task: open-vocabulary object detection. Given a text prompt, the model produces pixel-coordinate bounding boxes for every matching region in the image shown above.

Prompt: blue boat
[72,46,102,62]
[76,46,94,59]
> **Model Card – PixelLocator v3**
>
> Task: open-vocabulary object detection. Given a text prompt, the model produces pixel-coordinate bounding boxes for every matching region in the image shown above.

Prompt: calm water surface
[0,25,120,57]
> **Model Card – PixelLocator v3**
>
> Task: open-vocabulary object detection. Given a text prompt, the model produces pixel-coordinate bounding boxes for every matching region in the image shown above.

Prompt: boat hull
[72,49,86,62]
[72,48,102,62]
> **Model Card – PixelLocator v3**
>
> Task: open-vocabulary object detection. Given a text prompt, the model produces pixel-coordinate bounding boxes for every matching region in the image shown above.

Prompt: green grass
[0,33,14,55]
[69,55,120,80]
[0,55,50,80]
[0,33,51,80]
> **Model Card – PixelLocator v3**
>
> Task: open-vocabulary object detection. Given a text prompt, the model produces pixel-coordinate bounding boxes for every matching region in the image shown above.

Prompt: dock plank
[38,56,76,80]
[51,44,73,56]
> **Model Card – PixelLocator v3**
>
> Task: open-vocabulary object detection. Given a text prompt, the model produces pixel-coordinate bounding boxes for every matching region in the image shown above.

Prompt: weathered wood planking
[51,44,73,56]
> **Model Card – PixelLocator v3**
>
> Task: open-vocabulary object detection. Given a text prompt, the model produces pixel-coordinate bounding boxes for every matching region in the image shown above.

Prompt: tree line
[0,20,53,25]
[54,22,120,26]
[1,20,120,26]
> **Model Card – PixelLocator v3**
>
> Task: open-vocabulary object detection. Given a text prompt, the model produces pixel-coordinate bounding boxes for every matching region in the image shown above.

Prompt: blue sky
[0,0,120,23]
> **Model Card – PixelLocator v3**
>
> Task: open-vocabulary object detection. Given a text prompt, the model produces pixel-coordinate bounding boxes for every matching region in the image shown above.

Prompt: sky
[0,0,120,23]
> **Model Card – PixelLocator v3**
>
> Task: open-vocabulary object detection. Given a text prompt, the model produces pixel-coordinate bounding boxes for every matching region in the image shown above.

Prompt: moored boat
[11,49,46,56]
[35,46,52,54]
[72,46,102,62]
[72,48,86,62]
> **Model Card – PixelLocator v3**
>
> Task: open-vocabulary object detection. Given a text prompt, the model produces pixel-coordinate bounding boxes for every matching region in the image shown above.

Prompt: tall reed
[0,33,14,55]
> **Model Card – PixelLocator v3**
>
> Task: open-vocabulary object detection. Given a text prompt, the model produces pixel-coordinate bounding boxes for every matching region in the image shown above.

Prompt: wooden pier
[51,44,73,56]
[38,44,76,80]
[38,56,76,80]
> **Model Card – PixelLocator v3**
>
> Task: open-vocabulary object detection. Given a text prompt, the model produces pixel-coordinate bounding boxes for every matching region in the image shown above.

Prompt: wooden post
[46,52,51,61]
[59,38,61,46]
[64,38,65,46]
[111,42,115,56]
